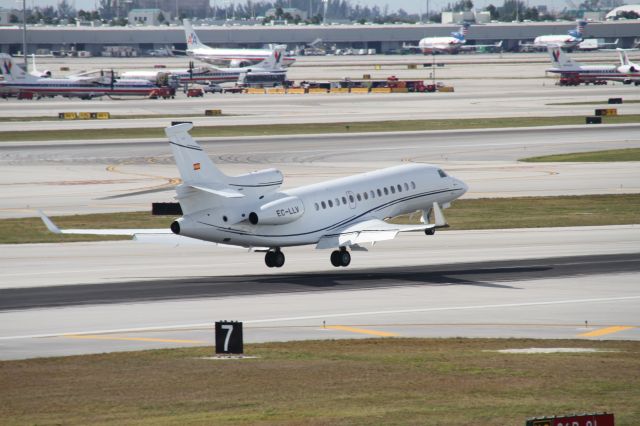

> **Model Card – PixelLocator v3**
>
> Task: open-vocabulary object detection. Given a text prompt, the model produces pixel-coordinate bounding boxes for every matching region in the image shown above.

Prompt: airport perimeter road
[0,226,638,359]
[1,126,639,218]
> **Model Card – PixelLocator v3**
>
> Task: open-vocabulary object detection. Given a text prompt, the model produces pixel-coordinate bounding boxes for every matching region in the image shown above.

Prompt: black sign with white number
[215,321,243,354]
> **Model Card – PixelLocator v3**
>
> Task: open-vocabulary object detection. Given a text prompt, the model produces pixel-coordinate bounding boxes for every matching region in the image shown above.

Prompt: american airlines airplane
[545,46,636,84]
[521,20,587,50]
[0,54,158,99]
[412,24,501,54]
[184,19,295,68]
[122,47,286,84]
[39,123,468,268]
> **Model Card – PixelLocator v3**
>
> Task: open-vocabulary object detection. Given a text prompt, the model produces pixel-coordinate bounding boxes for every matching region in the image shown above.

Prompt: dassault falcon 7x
[40,124,468,268]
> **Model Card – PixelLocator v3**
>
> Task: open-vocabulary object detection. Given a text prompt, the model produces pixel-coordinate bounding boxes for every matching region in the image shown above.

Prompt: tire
[425,228,435,236]
[339,250,351,267]
[273,251,285,268]
[265,251,275,268]
[330,250,341,267]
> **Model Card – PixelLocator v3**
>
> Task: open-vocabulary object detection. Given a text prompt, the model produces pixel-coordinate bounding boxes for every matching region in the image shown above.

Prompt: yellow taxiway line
[325,325,398,337]
[579,326,635,338]
[64,334,207,344]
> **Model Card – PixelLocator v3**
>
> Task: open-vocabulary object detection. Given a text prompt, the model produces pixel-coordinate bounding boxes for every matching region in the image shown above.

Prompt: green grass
[2,114,640,142]
[4,194,639,244]
[521,148,640,162]
[0,338,638,425]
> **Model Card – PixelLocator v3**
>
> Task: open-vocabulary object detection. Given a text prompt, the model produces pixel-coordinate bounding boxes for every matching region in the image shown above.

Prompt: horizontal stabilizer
[38,210,171,236]
[189,184,245,198]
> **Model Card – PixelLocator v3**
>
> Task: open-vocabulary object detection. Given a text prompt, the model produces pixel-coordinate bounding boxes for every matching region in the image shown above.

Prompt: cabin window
[315,202,319,211]
[390,186,396,194]
[357,194,361,201]
[404,183,409,191]
[411,181,416,189]
[328,199,333,208]
[370,190,375,198]
[377,189,382,197]
[397,184,402,192]
[342,196,347,204]
[321,201,326,209]
[438,169,447,178]
[349,194,354,203]
[363,192,368,200]
[335,198,340,206]
[383,187,389,195]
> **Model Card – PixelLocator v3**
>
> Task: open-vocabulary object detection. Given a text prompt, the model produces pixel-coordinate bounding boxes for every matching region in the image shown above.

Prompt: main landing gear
[265,249,285,268]
[330,247,351,267]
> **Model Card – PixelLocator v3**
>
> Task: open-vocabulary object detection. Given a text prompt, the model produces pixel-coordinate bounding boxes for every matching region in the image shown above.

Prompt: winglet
[37,210,61,234]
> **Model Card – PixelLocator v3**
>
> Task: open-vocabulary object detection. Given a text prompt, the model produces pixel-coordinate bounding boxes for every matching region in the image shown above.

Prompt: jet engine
[249,196,304,225]
[229,59,252,68]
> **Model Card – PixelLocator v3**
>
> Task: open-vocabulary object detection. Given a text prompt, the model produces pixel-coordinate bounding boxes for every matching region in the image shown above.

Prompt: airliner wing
[315,203,447,249]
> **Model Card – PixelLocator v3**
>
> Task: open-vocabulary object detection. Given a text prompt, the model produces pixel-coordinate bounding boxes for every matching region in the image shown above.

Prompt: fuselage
[0,77,157,98]
[419,37,464,54]
[534,35,581,48]
[176,163,467,248]
[188,47,295,67]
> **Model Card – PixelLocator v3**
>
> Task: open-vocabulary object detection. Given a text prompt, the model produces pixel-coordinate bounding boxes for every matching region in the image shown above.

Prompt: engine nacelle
[228,168,283,193]
[618,65,638,74]
[249,196,304,225]
[229,59,252,68]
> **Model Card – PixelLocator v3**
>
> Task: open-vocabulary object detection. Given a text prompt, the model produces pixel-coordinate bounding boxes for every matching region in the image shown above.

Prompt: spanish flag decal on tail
[193,162,201,171]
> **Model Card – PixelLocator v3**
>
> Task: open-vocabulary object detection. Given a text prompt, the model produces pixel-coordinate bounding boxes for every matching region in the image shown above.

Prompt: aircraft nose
[453,178,468,195]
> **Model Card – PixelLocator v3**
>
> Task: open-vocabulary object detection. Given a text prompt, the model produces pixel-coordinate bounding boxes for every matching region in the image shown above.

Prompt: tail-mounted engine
[249,196,304,225]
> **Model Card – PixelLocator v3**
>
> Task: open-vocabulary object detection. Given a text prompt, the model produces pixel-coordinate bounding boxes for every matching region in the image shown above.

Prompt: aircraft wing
[460,41,503,51]
[37,210,265,249]
[315,202,447,249]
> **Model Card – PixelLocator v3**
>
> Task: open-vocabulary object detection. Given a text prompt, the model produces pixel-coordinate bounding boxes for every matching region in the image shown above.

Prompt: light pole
[22,0,27,69]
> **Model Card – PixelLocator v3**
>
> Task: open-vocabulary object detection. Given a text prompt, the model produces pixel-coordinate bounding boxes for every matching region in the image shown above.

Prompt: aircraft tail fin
[548,46,578,68]
[452,23,470,41]
[255,46,286,70]
[183,19,207,50]
[569,20,587,38]
[165,123,228,185]
[0,53,33,81]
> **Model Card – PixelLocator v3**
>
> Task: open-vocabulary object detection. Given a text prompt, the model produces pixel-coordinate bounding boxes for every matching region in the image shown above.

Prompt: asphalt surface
[2,253,638,312]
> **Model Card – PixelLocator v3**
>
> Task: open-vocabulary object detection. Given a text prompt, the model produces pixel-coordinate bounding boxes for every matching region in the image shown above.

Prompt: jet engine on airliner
[249,196,304,225]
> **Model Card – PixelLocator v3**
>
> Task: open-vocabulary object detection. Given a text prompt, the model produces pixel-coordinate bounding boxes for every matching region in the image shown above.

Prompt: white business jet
[40,123,468,268]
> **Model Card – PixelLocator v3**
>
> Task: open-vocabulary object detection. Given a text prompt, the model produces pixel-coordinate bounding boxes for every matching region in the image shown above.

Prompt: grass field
[2,114,640,142]
[521,148,640,162]
[0,338,638,425]
[3,194,639,244]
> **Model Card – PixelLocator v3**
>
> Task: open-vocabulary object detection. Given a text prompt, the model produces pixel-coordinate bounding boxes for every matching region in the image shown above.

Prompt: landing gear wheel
[330,250,341,267]
[338,250,351,267]
[265,250,285,268]
[273,250,285,268]
[265,251,275,268]
[425,228,435,236]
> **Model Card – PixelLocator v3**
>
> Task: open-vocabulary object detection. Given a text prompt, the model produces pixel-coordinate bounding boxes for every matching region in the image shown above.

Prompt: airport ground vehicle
[149,87,175,99]
[204,83,224,93]
[187,88,204,97]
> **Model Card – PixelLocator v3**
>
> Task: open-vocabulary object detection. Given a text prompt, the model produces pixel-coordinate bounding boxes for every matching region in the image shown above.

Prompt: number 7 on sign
[221,324,234,352]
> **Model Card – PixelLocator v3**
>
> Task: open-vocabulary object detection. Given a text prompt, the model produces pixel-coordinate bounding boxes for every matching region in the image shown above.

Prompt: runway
[1,125,639,218]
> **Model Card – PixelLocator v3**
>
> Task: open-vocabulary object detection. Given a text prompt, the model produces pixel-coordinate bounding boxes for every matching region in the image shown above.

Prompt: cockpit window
[438,169,447,178]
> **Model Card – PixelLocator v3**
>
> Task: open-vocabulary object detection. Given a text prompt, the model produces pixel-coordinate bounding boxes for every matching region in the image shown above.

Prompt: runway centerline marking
[578,326,635,338]
[325,325,398,337]
[64,334,207,344]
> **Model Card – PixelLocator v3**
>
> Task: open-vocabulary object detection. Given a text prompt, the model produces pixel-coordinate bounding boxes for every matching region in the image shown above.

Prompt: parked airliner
[39,123,468,268]
[411,24,501,54]
[545,46,635,84]
[521,20,587,50]
[122,47,286,84]
[0,54,158,99]
[184,19,295,68]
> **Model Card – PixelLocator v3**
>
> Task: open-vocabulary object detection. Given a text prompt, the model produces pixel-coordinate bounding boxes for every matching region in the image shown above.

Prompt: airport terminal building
[1,21,639,55]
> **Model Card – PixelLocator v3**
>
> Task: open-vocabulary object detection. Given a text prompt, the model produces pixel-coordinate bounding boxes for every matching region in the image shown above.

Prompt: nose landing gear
[330,247,351,267]
[265,249,285,268]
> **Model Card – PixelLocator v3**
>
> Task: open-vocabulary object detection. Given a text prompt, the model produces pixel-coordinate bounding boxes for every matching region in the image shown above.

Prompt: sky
[0,0,566,15]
